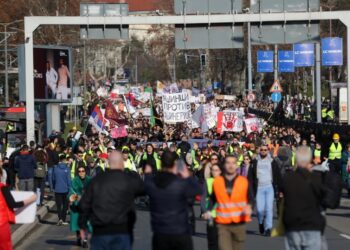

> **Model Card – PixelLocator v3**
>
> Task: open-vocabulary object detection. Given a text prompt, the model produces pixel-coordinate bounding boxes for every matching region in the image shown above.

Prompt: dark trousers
[91,234,131,250]
[34,177,45,205]
[55,192,68,222]
[207,222,219,250]
[152,233,193,250]
[329,159,341,175]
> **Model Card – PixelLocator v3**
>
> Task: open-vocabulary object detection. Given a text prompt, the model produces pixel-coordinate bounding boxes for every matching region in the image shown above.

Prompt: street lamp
[0,20,23,107]
[321,5,334,83]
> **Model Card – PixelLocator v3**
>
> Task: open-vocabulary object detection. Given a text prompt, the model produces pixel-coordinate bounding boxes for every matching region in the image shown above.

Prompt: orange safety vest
[0,183,15,226]
[213,175,251,224]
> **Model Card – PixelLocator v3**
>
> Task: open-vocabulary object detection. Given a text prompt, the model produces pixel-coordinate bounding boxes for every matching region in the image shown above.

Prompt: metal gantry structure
[24,11,350,142]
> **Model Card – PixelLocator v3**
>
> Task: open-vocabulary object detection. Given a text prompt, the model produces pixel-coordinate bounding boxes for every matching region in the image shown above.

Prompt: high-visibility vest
[327,110,335,120]
[191,149,199,169]
[213,175,251,224]
[329,143,342,160]
[6,123,14,132]
[291,151,296,167]
[142,152,161,170]
[314,149,321,164]
[205,178,216,218]
[237,154,244,166]
[322,108,327,118]
[124,159,134,171]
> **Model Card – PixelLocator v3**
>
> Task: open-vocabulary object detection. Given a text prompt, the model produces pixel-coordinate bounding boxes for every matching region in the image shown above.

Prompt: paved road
[15,202,350,250]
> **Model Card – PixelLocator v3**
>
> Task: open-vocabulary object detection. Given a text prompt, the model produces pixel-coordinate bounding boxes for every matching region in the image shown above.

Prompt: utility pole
[247,22,253,92]
[4,24,8,106]
[274,44,278,81]
[135,55,138,84]
[83,39,87,108]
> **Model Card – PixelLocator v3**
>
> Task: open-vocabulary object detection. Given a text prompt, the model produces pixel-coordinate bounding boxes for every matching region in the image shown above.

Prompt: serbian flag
[89,105,106,132]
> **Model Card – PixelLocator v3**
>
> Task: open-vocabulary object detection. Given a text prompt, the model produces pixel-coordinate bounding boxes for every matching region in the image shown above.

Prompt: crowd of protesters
[0,84,348,250]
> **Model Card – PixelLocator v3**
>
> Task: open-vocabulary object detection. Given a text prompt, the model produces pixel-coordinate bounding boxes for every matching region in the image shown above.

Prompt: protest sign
[162,92,191,123]
[244,118,263,134]
[203,104,219,129]
[217,110,244,134]
[111,126,128,139]
[11,191,36,224]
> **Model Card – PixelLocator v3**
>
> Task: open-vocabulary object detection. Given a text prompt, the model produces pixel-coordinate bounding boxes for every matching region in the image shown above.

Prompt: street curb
[12,200,56,247]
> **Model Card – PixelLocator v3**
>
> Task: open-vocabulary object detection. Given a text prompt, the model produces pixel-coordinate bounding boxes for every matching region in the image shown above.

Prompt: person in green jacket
[68,166,91,248]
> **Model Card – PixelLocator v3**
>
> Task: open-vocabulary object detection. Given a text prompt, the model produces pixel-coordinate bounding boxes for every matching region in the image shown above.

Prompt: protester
[0,171,36,250]
[69,166,91,248]
[144,150,201,250]
[14,145,37,191]
[341,143,350,196]
[281,146,325,250]
[79,151,144,250]
[327,133,342,174]
[201,164,222,250]
[51,154,71,226]
[0,158,7,184]
[204,155,252,250]
[33,147,48,206]
[250,145,281,236]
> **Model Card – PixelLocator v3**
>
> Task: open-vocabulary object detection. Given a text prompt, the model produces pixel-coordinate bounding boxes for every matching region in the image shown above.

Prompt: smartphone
[176,159,186,172]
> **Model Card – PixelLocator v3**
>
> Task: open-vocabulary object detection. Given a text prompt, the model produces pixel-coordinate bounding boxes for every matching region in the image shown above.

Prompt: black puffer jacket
[145,172,201,234]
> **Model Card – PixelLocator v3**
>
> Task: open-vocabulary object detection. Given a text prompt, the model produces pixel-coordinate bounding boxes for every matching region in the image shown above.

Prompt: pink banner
[111,126,128,139]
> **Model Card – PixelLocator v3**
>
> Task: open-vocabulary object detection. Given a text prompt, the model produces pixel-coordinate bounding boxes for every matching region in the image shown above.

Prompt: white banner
[203,104,219,129]
[162,92,191,123]
[244,118,263,134]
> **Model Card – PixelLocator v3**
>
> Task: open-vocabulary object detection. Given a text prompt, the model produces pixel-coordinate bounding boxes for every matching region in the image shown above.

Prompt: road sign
[257,51,274,72]
[247,92,256,102]
[294,43,315,67]
[270,81,283,93]
[278,50,295,72]
[271,92,282,103]
[322,37,343,66]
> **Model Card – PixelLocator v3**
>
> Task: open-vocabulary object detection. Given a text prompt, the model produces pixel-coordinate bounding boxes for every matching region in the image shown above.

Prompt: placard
[11,191,36,224]
[162,92,191,123]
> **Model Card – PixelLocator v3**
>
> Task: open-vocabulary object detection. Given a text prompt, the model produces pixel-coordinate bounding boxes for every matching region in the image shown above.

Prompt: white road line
[340,234,350,240]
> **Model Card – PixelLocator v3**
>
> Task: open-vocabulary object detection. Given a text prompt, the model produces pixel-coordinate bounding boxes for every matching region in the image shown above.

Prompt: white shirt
[1,168,7,184]
[46,68,58,84]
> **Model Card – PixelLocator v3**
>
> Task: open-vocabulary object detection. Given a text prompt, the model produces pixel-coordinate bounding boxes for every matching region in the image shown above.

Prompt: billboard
[278,50,295,72]
[322,37,343,66]
[257,51,274,73]
[294,43,315,67]
[19,45,73,102]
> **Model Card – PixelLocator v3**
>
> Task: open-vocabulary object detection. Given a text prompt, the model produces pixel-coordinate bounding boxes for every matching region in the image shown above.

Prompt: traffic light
[200,54,207,67]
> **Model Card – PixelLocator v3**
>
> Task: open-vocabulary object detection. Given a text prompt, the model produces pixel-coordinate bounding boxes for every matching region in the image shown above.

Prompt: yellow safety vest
[314,149,321,164]
[206,178,216,218]
[327,110,335,120]
[322,108,327,118]
[142,152,161,170]
[329,143,342,160]
[124,159,133,171]
[191,149,199,169]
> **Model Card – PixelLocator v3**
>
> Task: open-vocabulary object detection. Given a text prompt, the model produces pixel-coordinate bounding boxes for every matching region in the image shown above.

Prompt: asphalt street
[15,202,350,250]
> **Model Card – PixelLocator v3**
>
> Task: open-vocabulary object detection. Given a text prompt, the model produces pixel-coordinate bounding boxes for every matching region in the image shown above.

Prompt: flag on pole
[104,100,119,121]
[89,105,106,132]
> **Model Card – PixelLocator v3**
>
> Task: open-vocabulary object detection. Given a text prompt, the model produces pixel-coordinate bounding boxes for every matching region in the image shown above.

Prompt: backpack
[35,162,47,178]
[320,171,343,209]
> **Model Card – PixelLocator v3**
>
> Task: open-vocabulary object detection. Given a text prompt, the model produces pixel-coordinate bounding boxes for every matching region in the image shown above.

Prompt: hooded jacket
[145,172,201,234]
[14,151,37,179]
[51,163,71,193]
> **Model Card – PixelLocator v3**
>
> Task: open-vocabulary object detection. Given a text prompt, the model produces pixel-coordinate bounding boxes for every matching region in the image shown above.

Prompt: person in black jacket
[144,150,202,250]
[78,151,144,250]
[281,146,324,250]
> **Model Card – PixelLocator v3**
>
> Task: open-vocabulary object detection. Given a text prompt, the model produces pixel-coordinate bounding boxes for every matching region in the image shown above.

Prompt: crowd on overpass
[0,81,348,250]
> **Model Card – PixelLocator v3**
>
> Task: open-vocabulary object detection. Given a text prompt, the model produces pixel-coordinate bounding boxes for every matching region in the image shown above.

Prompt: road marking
[340,234,350,240]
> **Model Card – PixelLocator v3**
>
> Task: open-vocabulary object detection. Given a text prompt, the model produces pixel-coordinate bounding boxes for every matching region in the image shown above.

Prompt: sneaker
[56,220,63,226]
[265,229,271,237]
[82,240,88,248]
[61,221,69,226]
[259,224,264,234]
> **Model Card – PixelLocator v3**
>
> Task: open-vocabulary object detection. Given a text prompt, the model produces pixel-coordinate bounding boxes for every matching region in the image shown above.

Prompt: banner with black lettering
[162,92,191,123]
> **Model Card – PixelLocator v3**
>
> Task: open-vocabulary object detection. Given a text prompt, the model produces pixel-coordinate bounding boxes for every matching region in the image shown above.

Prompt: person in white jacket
[46,61,58,98]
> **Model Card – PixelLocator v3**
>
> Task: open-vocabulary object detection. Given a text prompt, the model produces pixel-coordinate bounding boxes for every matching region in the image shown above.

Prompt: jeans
[91,234,131,250]
[55,192,68,222]
[207,222,219,250]
[285,231,322,250]
[256,185,274,230]
[18,178,34,191]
